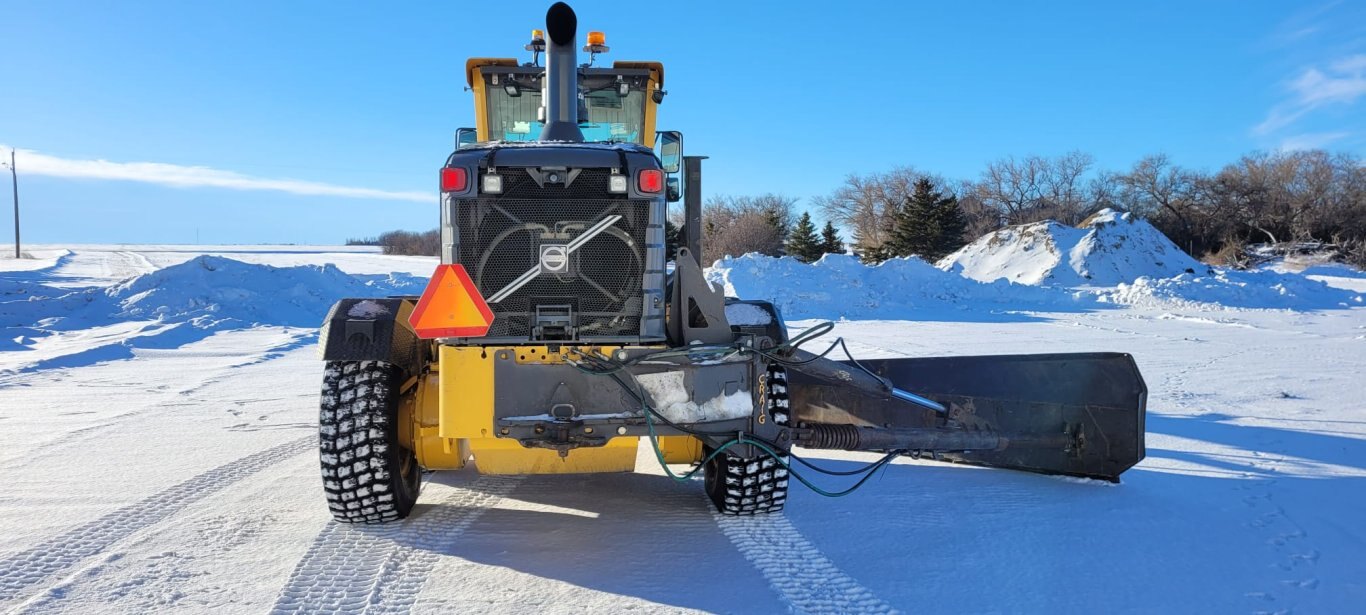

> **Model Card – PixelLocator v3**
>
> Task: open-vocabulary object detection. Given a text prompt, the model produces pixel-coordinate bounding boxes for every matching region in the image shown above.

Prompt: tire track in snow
[0,435,314,604]
[269,476,521,615]
[96,250,155,281]
[110,251,156,279]
[713,510,897,614]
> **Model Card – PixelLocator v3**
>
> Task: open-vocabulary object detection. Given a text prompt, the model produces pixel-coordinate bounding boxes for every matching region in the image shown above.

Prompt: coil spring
[803,424,862,450]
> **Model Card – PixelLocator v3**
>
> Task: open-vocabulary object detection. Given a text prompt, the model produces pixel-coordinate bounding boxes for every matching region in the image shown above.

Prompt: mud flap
[786,353,1146,481]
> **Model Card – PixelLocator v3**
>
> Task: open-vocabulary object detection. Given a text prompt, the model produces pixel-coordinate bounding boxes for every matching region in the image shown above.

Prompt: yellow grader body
[399,340,703,474]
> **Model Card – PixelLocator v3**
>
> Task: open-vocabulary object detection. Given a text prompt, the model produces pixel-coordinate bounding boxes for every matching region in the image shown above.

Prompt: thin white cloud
[1,145,431,203]
[1264,1,1339,48]
[1279,131,1349,151]
[1290,59,1366,106]
[1331,54,1366,74]
[1256,53,1366,135]
[1279,26,1320,43]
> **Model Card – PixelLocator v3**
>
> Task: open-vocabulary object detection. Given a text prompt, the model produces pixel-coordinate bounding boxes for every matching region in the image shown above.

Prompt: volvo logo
[540,244,570,274]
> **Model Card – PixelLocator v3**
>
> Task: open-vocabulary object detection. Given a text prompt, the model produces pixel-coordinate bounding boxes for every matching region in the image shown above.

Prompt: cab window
[485,73,646,144]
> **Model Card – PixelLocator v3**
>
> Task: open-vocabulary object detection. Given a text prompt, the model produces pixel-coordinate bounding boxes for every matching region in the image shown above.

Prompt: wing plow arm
[783,352,1147,482]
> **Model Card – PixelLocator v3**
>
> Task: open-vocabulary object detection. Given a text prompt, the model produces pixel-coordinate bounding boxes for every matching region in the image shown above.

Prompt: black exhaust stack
[540,2,584,142]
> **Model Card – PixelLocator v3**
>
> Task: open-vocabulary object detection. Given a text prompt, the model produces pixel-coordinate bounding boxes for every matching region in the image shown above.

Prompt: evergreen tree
[931,194,968,261]
[785,212,824,263]
[885,179,941,259]
[820,221,844,256]
[763,206,788,255]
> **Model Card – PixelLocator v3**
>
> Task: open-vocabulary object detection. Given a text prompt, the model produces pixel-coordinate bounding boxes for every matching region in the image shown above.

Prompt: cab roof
[464,58,663,88]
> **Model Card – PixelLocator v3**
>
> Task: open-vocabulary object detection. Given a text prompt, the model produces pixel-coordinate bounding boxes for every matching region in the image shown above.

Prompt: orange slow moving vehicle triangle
[408,264,494,338]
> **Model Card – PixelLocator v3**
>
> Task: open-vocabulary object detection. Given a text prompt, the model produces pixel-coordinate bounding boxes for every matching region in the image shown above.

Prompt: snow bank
[706,246,1360,317]
[106,255,425,328]
[3,255,425,330]
[706,253,1086,321]
[1,256,428,371]
[0,249,72,274]
[940,209,1207,286]
[930,208,1361,310]
[1098,269,1364,310]
[0,250,73,297]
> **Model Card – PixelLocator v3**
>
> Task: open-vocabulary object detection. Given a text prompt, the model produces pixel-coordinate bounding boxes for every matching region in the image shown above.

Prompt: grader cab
[315,2,1146,523]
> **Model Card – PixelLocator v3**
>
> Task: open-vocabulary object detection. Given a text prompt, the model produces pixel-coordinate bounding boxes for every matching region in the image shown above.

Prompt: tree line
[352,229,440,256]
[688,194,843,264]
[814,148,1366,268]
[688,182,968,265]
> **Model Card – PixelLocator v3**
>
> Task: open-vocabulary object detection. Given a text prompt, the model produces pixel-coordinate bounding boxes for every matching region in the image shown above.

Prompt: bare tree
[955,179,1004,239]
[1272,149,1360,242]
[1087,170,1125,213]
[975,155,1045,223]
[974,152,1104,225]
[1038,151,1095,224]
[814,167,949,255]
[1119,154,1201,251]
[701,194,799,264]
[1120,155,1192,217]
[1202,150,1352,247]
[703,213,783,265]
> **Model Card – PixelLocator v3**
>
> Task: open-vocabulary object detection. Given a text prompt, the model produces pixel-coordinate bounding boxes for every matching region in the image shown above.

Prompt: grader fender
[318,298,426,376]
[785,352,1147,481]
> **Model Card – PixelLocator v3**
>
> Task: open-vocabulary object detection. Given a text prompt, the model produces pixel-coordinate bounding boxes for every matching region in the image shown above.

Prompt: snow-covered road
[2,246,1364,614]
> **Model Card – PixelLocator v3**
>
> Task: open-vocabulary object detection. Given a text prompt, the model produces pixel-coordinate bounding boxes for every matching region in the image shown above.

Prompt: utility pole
[7,149,17,259]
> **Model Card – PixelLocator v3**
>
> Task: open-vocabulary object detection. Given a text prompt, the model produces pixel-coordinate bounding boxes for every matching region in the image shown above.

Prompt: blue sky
[2,0,1364,245]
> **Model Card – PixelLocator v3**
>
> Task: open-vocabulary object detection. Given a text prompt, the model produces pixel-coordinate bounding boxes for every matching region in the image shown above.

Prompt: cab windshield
[485,74,647,144]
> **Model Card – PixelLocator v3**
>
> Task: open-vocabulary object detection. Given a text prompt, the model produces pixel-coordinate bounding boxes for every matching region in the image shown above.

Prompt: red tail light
[440,167,468,192]
[638,169,663,193]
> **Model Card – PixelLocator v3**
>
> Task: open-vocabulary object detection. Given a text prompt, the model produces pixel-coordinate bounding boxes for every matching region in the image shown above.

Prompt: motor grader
[315,2,1146,523]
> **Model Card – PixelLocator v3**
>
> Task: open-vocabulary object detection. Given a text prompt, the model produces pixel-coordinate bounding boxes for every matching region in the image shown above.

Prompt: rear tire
[703,363,791,515]
[319,360,421,523]
[704,450,789,515]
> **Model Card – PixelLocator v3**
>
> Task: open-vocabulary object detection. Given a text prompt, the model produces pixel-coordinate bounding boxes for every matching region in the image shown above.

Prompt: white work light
[483,174,503,194]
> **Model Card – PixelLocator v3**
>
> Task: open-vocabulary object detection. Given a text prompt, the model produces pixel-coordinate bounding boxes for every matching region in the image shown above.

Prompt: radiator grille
[453,168,649,339]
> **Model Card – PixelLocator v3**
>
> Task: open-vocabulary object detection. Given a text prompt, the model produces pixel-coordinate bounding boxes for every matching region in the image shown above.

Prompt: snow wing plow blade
[784,352,1146,481]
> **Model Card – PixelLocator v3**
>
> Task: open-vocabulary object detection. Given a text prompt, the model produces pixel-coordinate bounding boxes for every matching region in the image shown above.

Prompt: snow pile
[706,242,1360,316]
[0,250,73,297]
[706,253,1085,321]
[0,249,72,273]
[929,208,1361,309]
[1099,268,1364,310]
[106,255,425,329]
[940,209,1207,286]
[1,256,428,371]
